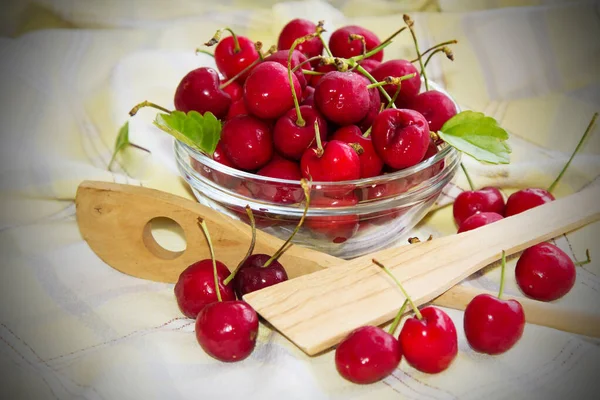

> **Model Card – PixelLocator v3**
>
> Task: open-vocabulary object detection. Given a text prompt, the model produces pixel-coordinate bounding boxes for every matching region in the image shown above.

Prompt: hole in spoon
[143,217,187,260]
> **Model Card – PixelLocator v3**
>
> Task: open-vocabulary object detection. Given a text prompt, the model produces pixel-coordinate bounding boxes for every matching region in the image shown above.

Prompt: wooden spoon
[75,180,600,355]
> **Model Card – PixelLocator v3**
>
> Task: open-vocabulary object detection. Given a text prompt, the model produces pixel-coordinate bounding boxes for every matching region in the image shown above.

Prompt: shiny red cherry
[273,105,328,160]
[255,155,304,204]
[370,108,430,170]
[212,142,235,168]
[335,326,402,384]
[515,242,576,301]
[305,193,359,243]
[300,140,361,182]
[243,61,302,120]
[214,35,260,84]
[225,98,249,120]
[309,64,336,87]
[314,71,370,125]
[463,294,525,355]
[371,60,421,106]
[232,254,289,298]
[301,86,315,106]
[331,125,384,178]
[277,18,324,63]
[174,67,231,119]
[264,49,311,89]
[453,187,505,227]
[195,300,259,362]
[399,306,458,374]
[505,188,555,216]
[329,25,383,61]
[220,115,273,171]
[174,260,236,319]
[357,84,383,133]
[458,212,504,233]
[406,90,458,132]
[222,81,243,101]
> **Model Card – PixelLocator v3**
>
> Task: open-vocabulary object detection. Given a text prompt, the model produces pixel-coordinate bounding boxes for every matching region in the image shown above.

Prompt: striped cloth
[0,1,599,399]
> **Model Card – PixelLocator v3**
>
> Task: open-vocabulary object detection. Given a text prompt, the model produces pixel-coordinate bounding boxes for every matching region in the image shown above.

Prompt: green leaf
[438,110,512,164]
[107,121,151,171]
[153,110,222,155]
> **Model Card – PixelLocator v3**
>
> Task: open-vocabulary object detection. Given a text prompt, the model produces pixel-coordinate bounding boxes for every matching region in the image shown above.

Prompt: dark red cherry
[357,84,383,133]
[273,105,328,160]
[314,71,370,125]
[264,49,311,89]
[305,193,359,243]
[453,187,505,227]
[458,212,504,233]
[300,140,361,182]
[463,294,525,355]
[225,98,249,120]
[214,35,260,84]
[212,142,235,168]
[371,60,421,106]
[174,260,236,319]
[515,242,576,301]
[331,125,384,178]
[329,25,383,61]
[406,90,457,132]
[301,86,315,106]
[222,81,243,101]
[335,326,402,384]
[232,254,289,298]
[174,67,231,120]
[195,300,259,362]
[220,115,273,171]
[277,18,324,63]
[255,155,304,204]
[505,188,555,217]
[370,108,430,170]
[309,64,337,88]
[358,59,381,74]
[243,61,302,120]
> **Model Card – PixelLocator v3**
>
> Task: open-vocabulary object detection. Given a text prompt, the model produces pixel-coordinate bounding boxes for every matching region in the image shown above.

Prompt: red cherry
[314,71,370,125]
[370,108,431,170]
[463,294,525,355]
[515,242,576,301]
[335,326,402,384]
[399,306,458,374]
[273,105,328,160]
[225,98,249,120]
[331,125,384,178]
[358,59,381,74]
[255,155,304,204]
[232,254,289,298]
[357,84,383,133]
[301,86,315,106]
[277,18,324,63]
[329,25,383,61]
[458,211,504,233]
[195,300,259,362]
[309,64,336,87]
[264,49,311,89]
[505,188,555,217]
[305,193,359,243]
[214,35,260,83]
[453,187,505,227]
[174,67,231,120]
[212,142,235,168]
[222,81,243,101]
[371,60,421,106]
[243,61,302,120]
[220,115,273,171]
[406,90,458,132]
[174,260,236,319]
[300,140,361,182]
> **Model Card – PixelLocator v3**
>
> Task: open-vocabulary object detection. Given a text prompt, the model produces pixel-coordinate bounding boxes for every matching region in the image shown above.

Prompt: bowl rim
[178,79,460,187]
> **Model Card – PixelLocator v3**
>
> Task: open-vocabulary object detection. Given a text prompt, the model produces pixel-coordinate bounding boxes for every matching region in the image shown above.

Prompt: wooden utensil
[75,180,600,355]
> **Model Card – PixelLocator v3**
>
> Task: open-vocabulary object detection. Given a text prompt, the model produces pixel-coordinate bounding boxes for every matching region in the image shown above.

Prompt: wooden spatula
[75,180,600,355]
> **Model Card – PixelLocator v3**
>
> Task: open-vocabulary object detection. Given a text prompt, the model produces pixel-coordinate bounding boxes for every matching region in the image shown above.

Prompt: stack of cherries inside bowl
[172,17,464,258]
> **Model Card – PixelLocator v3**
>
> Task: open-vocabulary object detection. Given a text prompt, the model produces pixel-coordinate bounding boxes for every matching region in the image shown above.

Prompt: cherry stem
[314,120,324,157]
[403,14,429,91]
[353,64,395,108]
[205,27,240,52]
[460,163,475,191]
[574,249,591,267]
[302,70,325,76]
[263,179,312,267]
[362,126,373,138]
[223,205,256,285]
[316,20,333,58]
[197,217,221,302]
[289,35,318,128]
[349,40,393,63]
[195,49,215,58]
[129,101,171,117]
[388,300,409,335]
[547,112,598,193]
[410,40,457,62]
[372,259,423,320]
[380,26,409,48]
[497,250,507,299]
[388,85,402,108]
[291,55,324,72]
[423,47,453,68]
[349,34,367,58]
[366,74,416,89]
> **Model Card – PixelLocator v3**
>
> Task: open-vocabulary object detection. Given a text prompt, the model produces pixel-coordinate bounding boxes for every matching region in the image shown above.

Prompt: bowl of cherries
[120,15,512,259]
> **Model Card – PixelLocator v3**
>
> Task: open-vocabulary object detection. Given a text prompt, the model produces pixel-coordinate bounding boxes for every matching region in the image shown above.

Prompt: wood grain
[243,185,600,355]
